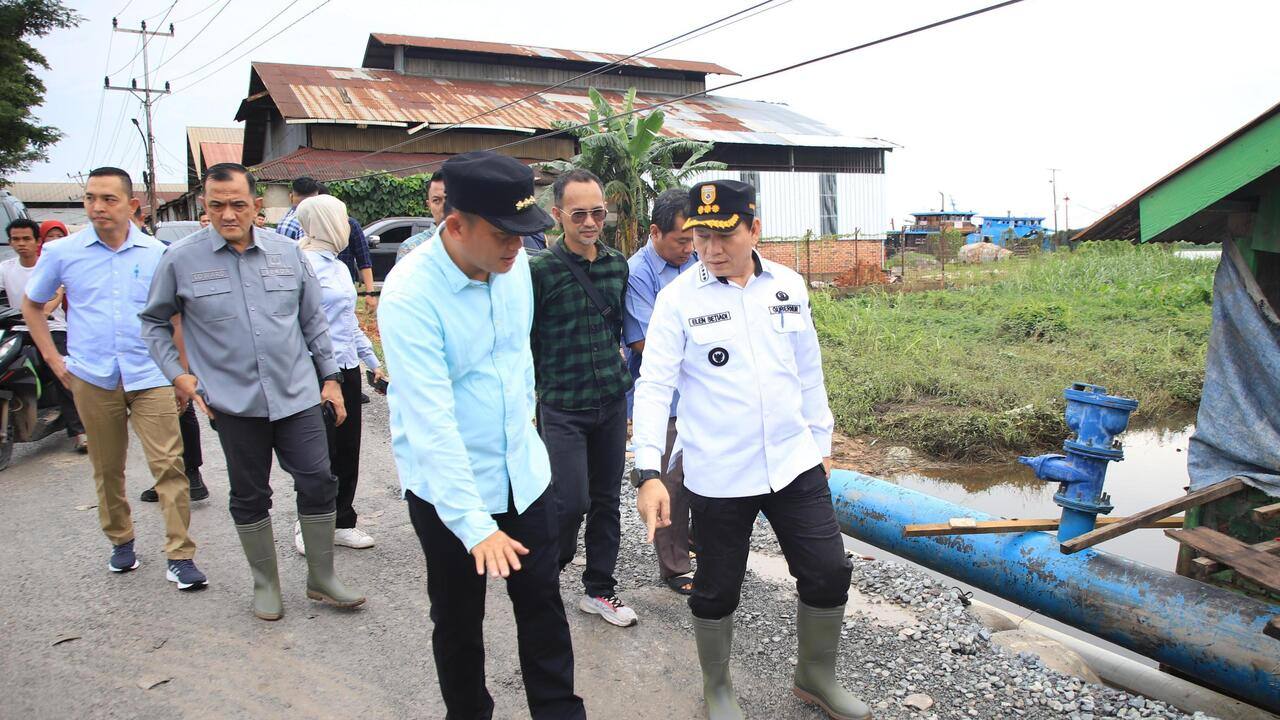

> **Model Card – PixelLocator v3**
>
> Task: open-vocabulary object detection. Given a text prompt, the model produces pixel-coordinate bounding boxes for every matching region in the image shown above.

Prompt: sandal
[665,573,695,595]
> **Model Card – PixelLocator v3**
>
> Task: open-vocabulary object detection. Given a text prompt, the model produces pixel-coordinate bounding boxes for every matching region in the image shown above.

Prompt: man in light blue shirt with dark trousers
[379,151,585,720]
[623,187,698,595]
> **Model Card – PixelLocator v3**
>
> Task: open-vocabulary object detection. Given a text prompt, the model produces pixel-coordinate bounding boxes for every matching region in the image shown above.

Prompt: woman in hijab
[295,194,386,554]
[39,220,68,244]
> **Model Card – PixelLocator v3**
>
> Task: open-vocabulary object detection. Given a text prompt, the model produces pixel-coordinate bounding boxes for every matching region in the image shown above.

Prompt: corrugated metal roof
[368,34,737,76]
[186,126,244,173]
[11,182,186,204]
[199,142,243,167]
[249,62,893,151]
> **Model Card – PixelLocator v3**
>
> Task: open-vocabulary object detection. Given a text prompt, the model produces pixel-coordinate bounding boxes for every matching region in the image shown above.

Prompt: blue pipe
[1018,383,1139,542]
[829,469,1280,712]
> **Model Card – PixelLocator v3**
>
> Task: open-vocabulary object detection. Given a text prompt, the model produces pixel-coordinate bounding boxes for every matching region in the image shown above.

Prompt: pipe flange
[1064,439,1125,461]
[1054,491,1114,516]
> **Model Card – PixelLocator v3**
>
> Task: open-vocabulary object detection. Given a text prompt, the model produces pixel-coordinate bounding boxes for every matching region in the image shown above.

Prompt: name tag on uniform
[191,269,229,282]
[689,311,731,327]
[769,304,801,315]
[260,267,295,277]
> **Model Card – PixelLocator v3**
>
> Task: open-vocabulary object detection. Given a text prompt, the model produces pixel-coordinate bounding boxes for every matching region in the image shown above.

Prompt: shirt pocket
[191,279,236,321]
[129,274,154,303]
[262,270,299,316]
[769,303,805,334]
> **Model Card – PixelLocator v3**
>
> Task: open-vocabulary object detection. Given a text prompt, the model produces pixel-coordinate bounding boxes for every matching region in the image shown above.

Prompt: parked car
[364,216,434,282]
[0,190,28,231]
[153,220,201,246]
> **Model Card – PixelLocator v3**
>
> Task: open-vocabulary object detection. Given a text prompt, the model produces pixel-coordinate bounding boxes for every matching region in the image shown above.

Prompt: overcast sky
[16,0,1280,230]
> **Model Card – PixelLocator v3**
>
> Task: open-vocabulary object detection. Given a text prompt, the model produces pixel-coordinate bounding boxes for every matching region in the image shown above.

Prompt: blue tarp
[1187,239,1280,496]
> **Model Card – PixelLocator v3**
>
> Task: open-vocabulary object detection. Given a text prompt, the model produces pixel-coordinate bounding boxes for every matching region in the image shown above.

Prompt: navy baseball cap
[684,180,756,232]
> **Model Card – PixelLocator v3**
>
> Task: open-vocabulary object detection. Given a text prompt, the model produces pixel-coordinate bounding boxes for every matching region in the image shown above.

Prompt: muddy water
[885,416,1198,571]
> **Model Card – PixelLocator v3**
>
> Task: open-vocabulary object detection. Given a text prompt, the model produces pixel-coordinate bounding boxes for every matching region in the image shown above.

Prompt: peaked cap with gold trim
[684,180,757,232]
[439,151,553,235]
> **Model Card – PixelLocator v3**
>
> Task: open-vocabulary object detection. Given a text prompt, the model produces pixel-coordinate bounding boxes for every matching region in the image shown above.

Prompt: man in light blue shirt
[379,151,585,720]
[622,188,698,594]
[22,166,205,590]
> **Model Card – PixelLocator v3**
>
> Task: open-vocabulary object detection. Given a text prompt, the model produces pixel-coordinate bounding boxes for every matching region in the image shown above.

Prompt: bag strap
[549,242,615,320]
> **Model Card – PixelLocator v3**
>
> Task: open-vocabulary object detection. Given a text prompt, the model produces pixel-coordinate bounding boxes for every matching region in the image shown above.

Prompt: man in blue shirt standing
[379,151,585,720]
[22,167,206,590]
[623,187,698,595]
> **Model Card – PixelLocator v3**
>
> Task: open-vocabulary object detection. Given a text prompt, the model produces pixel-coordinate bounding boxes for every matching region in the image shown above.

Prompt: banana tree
[541,87,726,255]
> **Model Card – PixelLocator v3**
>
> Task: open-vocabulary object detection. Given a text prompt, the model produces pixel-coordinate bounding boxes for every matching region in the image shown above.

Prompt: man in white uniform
[633,181,868,720]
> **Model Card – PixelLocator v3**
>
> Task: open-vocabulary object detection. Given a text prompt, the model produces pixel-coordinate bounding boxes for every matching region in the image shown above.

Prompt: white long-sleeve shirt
[304,249,379,372]
[632,253,834,498]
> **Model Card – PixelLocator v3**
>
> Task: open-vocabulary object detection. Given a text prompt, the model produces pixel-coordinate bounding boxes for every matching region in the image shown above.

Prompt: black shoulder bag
[549,242,615,320]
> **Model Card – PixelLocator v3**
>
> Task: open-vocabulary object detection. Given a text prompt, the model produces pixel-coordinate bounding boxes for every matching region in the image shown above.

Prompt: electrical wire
[81,30,116,171]
[345,0,789,165]
[329,0,1032,182]
[107,1,178,77]
[100,93,134,169]
[165,0,306,82]
[152,0,233,73]
[172,0,224,23]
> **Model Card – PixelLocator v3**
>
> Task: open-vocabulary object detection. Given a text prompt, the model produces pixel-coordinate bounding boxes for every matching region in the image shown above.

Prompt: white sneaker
[579,593,638,627]
[334,526,375,549]
[293,521,305,556]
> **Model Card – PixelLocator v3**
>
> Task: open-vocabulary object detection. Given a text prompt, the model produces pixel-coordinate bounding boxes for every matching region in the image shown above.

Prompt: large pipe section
[829,469,1280,712]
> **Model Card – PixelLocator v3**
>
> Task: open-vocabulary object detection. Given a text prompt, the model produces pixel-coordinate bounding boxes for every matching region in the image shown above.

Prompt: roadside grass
[815,241,1216,460]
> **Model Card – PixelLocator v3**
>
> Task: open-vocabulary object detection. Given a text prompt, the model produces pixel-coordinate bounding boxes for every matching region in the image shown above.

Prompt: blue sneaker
[166,559,208,591]
[109,540,139,573]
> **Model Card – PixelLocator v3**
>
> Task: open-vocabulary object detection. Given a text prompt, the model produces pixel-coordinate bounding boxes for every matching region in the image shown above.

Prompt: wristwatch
[630,467,661,488]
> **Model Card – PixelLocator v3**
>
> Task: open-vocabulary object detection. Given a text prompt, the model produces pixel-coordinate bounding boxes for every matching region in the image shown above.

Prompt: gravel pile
[584,464,1218,720]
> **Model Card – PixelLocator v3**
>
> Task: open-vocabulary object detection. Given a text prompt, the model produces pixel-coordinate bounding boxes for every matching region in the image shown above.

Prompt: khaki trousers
[70,376,195,560]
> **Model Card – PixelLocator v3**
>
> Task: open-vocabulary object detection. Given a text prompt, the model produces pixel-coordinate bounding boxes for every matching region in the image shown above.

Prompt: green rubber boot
[234,517,283,621]
[299,512,366,609]
[692,615,745,720]
[793,602,871,720]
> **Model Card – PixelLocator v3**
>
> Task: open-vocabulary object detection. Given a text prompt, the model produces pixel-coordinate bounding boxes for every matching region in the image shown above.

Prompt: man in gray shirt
[140,163,364,621]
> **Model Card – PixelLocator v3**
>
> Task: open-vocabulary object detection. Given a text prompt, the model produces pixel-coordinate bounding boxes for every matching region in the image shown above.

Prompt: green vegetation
[814,242,1216,460]
[327,173,431,225]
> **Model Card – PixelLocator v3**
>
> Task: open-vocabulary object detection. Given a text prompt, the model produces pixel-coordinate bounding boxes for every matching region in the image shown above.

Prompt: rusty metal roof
[199,142,243,168]
[11,182,186,204]
[247,62,892,150]
[186,126,244,173]
[367,34,737,76]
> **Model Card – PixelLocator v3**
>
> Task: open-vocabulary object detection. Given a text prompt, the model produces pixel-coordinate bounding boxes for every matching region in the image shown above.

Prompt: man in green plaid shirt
[530,169,638,628]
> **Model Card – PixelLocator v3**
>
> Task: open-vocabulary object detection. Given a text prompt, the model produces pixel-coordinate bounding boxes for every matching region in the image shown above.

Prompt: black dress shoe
[360,393,371,404]
[139,486,159,502]
[188,469,209,501]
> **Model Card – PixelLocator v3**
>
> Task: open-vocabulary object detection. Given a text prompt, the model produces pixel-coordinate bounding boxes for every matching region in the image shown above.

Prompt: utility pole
[105,18,172,232]
[1048,168,1060,234]
[1063,193,1070,235]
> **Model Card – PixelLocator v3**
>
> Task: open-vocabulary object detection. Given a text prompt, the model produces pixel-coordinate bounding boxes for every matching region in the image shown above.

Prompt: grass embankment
[815,242,1217,461]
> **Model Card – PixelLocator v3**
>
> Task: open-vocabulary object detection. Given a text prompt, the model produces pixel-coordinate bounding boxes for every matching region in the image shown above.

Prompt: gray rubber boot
[693,615,745,720]
[299,512,366,609]
[234,517,283,621]
[793,601,871,720]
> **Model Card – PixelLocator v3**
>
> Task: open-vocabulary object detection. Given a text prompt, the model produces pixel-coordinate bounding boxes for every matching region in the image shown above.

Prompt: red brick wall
[757,238,885,284]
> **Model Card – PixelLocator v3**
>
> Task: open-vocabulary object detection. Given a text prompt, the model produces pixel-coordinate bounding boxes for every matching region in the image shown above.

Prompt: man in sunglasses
[530,168,637,628]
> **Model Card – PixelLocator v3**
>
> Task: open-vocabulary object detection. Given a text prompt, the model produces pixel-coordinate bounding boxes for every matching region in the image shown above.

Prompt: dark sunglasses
[564,208,607,225]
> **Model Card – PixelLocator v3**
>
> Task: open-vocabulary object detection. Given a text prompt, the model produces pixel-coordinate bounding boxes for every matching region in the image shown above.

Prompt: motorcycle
[0,306,67,470]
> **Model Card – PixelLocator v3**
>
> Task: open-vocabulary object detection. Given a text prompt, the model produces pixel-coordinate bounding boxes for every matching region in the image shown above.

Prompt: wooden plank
[1252,502,1280,524]
[1164,527,1280,595]
[1060,477,1247,555]
[1191,539,1280,574]
[1266,617,1280,641]
[903,516,1185,538]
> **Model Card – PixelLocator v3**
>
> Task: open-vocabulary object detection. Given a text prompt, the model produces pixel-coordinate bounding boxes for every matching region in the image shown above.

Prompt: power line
[81,30,116,170]
[169,0,333,92]
[107,2,178,77]
[152,0,232,72]
[345,0,790,166]
[329,0,1032,183]
[165,0,307,82]
[173,0,224,23]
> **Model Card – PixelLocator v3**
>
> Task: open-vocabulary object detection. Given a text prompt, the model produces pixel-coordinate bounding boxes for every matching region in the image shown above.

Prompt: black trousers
[406,488,585,720]
[323,367,362,529]
[49,331,84,436]
[538,396,627,597]
[212,404,337,525]
[688,464,853,620]
[178,402,202,476]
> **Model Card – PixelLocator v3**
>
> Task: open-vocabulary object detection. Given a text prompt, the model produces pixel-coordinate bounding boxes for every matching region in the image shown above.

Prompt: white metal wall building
[688,169,888,239]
